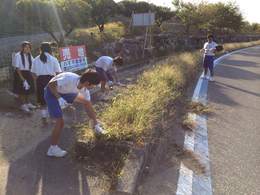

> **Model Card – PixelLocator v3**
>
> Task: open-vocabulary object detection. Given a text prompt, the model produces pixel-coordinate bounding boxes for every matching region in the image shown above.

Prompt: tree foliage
[16,0,89,45]
[173,0,244,35]
[88,0,118,32]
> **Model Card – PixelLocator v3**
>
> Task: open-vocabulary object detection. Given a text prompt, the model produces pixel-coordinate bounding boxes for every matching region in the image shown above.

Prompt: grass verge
[79,51,201,144]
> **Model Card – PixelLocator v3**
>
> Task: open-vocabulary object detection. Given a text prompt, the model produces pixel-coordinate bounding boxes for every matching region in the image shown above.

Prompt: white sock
[41,109,48,118]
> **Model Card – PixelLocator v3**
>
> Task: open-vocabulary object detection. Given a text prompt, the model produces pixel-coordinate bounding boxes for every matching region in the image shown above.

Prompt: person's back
[49,72,80,94]
[95,56,113,71]
[32,53,61,76]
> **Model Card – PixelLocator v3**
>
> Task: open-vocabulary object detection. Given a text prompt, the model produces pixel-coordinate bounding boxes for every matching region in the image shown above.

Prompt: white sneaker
[201,75,207,79]
[41,109,48,119]
[20,104,31,113]
[47,145,67,157]
[27,103,37,109]
[209,77,214,82]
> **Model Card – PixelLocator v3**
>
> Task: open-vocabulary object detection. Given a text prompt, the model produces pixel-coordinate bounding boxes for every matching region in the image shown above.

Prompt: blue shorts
[44,87,78,119]
[203,55,214,70]
[95,66,114,82]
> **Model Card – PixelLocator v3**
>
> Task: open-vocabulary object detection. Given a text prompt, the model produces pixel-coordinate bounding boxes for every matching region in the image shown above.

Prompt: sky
[114,0,260,23]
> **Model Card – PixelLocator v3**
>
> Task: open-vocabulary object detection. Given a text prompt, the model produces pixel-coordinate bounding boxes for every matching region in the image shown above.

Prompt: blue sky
[114,0,260,23]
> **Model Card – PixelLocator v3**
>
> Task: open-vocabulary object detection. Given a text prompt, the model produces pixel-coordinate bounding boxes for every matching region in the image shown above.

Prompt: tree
[209,2,243,34]
[16,0,89,46]
[173,0,203,36]
[153,6,174,28]
[118,0,154,17]
[88,0,117,32]
[172,0,244,36]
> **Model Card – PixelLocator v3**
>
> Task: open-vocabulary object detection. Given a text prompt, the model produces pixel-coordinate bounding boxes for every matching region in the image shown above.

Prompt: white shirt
[203,41,218,56]
[14,52,34,71]
[50,72,91,101]
[31,53,62,76]
[95,56,113,71]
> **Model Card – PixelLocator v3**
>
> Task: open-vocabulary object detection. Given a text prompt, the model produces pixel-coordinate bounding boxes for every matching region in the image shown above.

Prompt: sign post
[132,12,155,58]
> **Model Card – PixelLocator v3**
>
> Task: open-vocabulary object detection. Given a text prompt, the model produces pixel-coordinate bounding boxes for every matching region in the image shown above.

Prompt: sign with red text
[59,45,88,72]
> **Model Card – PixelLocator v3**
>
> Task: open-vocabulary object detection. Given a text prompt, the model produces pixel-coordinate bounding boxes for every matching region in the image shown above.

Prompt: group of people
[11,34,218,158]
[13,41,123,157]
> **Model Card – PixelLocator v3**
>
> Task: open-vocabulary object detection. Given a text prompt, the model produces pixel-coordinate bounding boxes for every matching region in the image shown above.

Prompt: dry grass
[80,52,201,143]
[188,101,212,115]
[182,114,197,131]
[223,40,260,52]
[69,22,126,49]
[79,39,260,144]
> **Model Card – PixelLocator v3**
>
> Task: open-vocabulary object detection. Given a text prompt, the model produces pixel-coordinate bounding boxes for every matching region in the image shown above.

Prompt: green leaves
[173,0,244,35]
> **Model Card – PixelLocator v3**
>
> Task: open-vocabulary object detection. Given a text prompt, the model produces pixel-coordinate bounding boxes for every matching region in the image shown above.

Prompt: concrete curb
[116,148,147,194]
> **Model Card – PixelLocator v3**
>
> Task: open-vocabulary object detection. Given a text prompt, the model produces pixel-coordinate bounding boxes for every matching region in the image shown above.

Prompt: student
[44,71,105,157]
[31,42,62,122]
[200,34,218,81]
[13,41,36,112]
[95,56,124,91]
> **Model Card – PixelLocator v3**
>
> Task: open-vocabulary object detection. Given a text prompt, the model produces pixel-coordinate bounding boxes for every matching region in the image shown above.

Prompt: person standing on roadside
[31,42,62,123]
[200,34,218,81]
[13,41,36,112]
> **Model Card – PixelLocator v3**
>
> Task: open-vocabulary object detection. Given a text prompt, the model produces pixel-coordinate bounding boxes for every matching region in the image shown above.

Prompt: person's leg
[19,94,26,104]
[19,94,31,112]
[44,87,67,157]
[51,118,64,145]
[209,57,214,77]
[96,67,108,92]
[203,56,209,77]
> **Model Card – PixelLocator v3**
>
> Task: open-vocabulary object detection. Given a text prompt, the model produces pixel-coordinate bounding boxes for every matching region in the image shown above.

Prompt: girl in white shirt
[13,41,36,112]
[31,42,62,121]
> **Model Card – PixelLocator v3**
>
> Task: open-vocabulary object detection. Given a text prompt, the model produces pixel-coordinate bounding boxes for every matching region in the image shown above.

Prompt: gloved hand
[58,97,68,109]
[23,80,30,90]
[94,123,106,134]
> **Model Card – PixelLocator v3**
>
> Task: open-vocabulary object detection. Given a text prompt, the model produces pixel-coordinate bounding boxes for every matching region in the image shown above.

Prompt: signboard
[132,13,155,26]
[59,45,88,72]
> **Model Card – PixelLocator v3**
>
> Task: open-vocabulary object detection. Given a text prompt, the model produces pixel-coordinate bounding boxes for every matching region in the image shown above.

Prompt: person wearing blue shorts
[44,71,105,157]
[200,34,218,81]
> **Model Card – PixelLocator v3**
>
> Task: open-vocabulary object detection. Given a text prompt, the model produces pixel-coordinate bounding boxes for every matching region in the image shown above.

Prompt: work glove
[23,80,30,90]
[58,97,69,109]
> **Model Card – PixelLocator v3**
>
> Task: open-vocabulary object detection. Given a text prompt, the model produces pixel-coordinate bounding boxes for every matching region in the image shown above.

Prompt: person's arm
[200,43,206,53]
[32,73,37,81]
[31,60,37,80]
[48,81,61,99]
[53,57,62,75]
[14,54,25,81]
[74,94,98,125]
[16,68,25,81]
[211,42,218,53]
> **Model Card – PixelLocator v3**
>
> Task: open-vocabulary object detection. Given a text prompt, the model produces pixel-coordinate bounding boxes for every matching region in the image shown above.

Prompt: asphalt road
[208,46,260,195]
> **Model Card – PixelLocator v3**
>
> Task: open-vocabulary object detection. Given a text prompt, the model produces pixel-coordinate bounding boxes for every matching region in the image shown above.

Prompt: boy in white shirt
[44,71,105,157]
[200,34,218,81]
[95,56,123,91]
